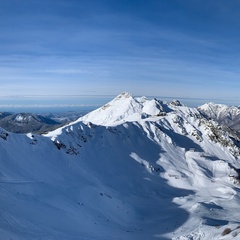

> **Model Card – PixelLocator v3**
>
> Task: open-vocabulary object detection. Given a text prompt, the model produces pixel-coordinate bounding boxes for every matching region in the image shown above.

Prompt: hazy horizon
[1,94,240,114]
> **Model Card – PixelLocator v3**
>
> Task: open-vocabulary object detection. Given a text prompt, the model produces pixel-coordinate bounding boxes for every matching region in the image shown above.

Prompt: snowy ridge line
[1,92,240,239]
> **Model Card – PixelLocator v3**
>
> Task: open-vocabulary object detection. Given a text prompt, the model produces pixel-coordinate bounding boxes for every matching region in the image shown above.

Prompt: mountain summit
[80,92,170,125]
[198,102,240,132]
[1,93,240,240]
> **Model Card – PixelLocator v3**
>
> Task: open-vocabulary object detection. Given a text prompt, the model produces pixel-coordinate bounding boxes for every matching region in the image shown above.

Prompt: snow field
[1,93,240,239]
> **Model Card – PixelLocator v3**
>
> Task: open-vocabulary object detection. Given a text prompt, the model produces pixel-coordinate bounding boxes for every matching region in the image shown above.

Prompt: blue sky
[1,0,240,106]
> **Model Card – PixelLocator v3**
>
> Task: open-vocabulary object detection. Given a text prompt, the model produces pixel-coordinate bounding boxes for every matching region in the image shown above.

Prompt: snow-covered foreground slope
[1,93,240,240]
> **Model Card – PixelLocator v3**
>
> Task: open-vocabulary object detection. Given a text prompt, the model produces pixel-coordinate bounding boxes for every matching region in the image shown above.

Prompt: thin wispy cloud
[45,69,87,75]
[0,0,240,104]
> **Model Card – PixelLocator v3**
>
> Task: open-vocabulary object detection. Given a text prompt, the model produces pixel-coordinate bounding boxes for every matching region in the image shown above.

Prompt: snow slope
[1,93,240,239]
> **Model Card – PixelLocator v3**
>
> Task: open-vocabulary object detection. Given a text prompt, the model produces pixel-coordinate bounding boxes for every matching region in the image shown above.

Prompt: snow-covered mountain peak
[114,91,132,100]
[199,102,240,114]
[170,99,184,106]
[198,102,240,131]
[79,93,168,126]
[199,102,228,114]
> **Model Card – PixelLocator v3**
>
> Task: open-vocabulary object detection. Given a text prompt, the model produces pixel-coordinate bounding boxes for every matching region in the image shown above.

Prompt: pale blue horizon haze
[1,0,240,109]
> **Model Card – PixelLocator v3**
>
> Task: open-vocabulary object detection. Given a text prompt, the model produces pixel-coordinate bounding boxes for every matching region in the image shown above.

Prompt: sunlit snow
[1,93,240,239]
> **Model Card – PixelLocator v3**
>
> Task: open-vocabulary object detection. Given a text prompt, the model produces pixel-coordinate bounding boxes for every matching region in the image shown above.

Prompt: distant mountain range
[0,112,61,134]
[0,111,87,134]
[198,102,240,132]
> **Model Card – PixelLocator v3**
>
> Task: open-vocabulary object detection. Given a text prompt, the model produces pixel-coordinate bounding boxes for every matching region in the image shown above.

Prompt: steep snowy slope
[1,93,240,240]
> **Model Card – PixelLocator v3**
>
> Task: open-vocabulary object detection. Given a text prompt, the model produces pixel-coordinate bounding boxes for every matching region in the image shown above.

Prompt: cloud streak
[0,0,240,104]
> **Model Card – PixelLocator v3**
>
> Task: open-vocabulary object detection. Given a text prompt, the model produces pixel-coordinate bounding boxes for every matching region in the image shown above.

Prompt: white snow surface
[199,102,240,118]
[1,93,240,240]
[79,92,166,126]
[198,102,240,134]
[198,102,240,124]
